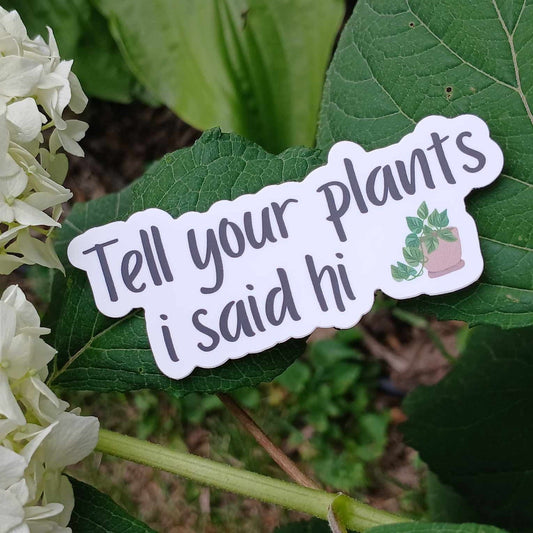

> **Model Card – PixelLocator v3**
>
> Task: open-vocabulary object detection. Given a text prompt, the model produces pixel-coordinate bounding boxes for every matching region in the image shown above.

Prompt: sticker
[68,115,503,379]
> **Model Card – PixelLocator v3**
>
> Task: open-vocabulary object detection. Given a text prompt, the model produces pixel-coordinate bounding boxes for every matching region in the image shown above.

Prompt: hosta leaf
[47,129,322,394]
[318,0,533,328]
[96,0,343,153]
[69,477,155,532]
[402,325,533,531]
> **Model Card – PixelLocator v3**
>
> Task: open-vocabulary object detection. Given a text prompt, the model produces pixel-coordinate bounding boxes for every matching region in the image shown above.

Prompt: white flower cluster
[0,7,88,274]
[0,285,99,532]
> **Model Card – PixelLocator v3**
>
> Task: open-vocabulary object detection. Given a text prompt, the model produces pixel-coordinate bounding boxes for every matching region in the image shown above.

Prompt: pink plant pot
[422,227,465,278]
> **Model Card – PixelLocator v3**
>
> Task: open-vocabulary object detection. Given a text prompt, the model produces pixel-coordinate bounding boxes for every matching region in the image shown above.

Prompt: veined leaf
[47,130,322,394]
[318,0,533,328]
[69,477,155,532]
[403,325,533,530]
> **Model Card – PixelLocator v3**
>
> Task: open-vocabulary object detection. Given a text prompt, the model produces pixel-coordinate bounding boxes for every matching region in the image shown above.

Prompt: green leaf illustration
[403,246,423,266]
[425,235,439,254]
[406,216,423,234]
[417,201,429,220]
[438,209,450,228]
[391,264,406,281]
[405,232,420,248]
[427,209,442,229]
[437,228,457,242]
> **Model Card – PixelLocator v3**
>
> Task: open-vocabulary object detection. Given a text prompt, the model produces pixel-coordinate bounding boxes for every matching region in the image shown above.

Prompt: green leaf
[2,0,136,103]
[96,0,343,153]
[69,477,155,532]
[406,216,423,234]
[368,524,508,533]
[405,232,420,248]
[402,325,533,531]
[437,228,457,242]
[47,129,323,394]
[317,0,533,328]
[417,201,429,220]
[403,246,423,266]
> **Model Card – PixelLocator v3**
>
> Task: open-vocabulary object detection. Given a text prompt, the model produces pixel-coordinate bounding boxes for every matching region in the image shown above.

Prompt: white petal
[43,474,73,527]
[0,9,28,41]
[68,72,87,114]
[12,199,59,227]
[42,412,99,468]
[9,231,64,272]
[0,254,27,274]
[0,301,17,355]
[56,120,88,157]
[0,225,25,247]
[17,422,56,465]
[1,285,40,329]
[0,371,25,426]
[0,57,42,97]
[6,99,41,144]
[24,502,63,521]
[0,486,25,532]
[0,446,26,490]
[24,191,71,211]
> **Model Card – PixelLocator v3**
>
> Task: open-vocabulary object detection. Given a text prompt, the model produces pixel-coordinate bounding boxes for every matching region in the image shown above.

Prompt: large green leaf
[317,0,533,328]
[2,0,136,103]
[47,129,322,394]
[402,325,533,530]
[368,525,507,533]
[95,0,343,153]
[69,477,155,532]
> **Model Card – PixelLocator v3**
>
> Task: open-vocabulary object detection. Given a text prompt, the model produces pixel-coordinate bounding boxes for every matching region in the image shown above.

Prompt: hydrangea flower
[0,285,99,532]
[0,7,88,274]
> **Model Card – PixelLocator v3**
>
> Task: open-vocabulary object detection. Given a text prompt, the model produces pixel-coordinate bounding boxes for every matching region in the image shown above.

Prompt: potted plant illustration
[391,202,465,282]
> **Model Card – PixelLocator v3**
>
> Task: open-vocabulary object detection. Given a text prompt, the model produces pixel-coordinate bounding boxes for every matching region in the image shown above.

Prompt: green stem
[96,429,410,532]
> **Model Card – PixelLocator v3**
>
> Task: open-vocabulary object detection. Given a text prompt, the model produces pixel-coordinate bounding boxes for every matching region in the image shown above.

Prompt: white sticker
[68,114,503,379]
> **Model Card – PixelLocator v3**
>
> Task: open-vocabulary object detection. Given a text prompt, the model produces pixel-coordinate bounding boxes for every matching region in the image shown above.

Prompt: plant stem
[218,392,320,489]
[96,428,409,532]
